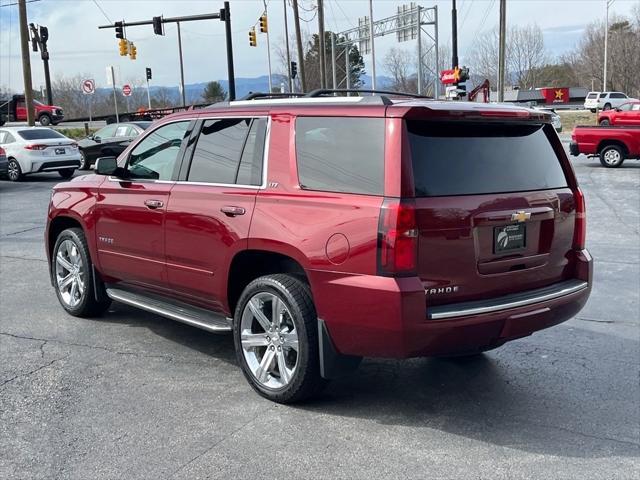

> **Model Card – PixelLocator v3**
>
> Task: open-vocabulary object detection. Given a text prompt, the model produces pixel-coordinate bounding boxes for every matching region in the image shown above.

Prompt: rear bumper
[30,158,81,173]
[311,249,593,358]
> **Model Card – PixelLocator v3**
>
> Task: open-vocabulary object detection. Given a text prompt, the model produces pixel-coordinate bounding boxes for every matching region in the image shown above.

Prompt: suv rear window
[17,129,64,140]
[407,122,568,197]
[295,117,384,195]
[587,93,598,99]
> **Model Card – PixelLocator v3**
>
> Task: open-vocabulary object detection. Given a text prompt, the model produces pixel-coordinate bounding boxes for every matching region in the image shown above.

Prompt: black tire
[233,274,326,404]
[78,150,90,170]
[39,113,52,126]
[7,158,23,182]
[52,228,111,317]
[603,103,612,111]
[58,168,75,179]
[590,109,596,113]
[599,144,625,168]
[599,119,610,126]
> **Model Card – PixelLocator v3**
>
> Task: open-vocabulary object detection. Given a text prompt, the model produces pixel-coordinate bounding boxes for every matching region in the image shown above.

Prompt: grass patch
[558,111,598,132]
[54,127,97,139]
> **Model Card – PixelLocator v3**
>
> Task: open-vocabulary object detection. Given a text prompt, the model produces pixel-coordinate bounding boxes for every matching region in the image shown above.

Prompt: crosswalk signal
[118,38,128,56]
[259,14,268,33]
[129,42,137,60]
[146,67,152,81]
[115,21,124,39]
[249,27,257,47]
[290,61,297,79]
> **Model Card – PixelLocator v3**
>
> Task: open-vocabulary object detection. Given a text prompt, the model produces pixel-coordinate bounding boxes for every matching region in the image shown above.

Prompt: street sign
[122,84,133,97]
[81,79,95,95]
[440,67,461,85]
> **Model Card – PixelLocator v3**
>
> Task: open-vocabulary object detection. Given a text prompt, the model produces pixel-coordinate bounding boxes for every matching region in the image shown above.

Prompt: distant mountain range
[122,73,396,102]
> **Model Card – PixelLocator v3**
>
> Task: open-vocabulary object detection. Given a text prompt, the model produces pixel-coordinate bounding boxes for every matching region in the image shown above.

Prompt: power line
[91,0,112,24]
[476,0,496,35]
[0,0,41,7]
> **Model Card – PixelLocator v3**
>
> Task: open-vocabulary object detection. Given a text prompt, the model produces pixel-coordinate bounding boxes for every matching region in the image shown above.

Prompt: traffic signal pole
[98,5,237,101]
[176,22,186,107]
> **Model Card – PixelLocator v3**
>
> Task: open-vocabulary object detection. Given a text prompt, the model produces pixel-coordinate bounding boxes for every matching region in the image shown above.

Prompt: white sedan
[0,127,81,182]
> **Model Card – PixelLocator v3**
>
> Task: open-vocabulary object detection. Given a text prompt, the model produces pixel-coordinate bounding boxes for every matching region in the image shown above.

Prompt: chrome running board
[106,287,232,333]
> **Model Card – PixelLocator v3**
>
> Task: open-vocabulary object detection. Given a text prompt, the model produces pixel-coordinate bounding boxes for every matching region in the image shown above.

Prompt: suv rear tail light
[377,198,418,277]
[573,187,586,250]
[0,147,5,156]
[24,144,47,151]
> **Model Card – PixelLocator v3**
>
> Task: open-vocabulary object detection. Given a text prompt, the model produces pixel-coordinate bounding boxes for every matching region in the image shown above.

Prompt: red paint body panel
[597,101,640,126]
[46,100,593,359]
[571,125,640,157]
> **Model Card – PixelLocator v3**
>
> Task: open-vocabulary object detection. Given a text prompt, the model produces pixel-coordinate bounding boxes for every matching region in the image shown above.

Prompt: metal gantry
[332,3,439,97]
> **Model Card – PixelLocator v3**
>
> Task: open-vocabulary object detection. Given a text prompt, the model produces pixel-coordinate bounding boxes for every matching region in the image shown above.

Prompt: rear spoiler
[389,104,552,124]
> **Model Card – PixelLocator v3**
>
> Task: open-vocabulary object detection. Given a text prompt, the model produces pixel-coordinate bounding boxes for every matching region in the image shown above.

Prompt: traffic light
[118,38,128,56]
[152,16,164,36]
[249,27,257,47]
[146,67,152,81]
[259,14,268,33]
[129,42,137,60]
[115,21,124,39]
[39,25,48,43]
[458,66,470,83]
[290,61,297,79]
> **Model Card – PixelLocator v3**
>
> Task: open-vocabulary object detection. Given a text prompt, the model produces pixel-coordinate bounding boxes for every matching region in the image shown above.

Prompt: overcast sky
[1,0,638,92]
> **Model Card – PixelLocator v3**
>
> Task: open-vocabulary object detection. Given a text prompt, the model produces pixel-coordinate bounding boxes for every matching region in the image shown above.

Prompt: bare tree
[508,24,546,88]
[384,47,414,92]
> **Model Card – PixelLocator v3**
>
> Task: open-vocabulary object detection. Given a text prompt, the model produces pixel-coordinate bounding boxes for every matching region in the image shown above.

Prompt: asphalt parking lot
[0,142,638,479]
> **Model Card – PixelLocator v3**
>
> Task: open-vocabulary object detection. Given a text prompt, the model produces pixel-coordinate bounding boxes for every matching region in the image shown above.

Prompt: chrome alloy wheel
[240,292,299,389]
[55,239,85,308]
[603,148,621,166]
[7,160,20,181]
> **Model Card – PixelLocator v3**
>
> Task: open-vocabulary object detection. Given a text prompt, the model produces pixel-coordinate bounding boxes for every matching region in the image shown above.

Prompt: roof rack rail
[240,91,307,100]
[306,88,431,99]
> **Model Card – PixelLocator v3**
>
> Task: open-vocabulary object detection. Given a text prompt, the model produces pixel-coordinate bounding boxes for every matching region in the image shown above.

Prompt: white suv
[586,91,637,112]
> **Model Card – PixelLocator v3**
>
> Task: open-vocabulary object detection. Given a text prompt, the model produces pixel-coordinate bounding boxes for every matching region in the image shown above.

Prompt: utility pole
[292,0,307,92]
[497,0,507,102]
[451,0,458,68]
[603,0,613,91]
[318,0,326,89]
[109,66,119,123]
[18,0,35,125]
[368,0,376,89]
[283,0,293,92]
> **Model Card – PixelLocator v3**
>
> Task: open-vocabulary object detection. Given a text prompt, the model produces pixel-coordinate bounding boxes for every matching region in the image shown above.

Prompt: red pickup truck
[570,125,640,167]
[0,94,64,126]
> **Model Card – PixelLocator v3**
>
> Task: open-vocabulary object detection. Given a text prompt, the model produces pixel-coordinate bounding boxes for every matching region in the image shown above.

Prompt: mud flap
[318,318,362,379]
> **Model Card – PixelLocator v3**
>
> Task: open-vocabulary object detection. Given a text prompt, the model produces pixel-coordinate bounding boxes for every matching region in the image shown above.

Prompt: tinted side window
[408,122,568,197]
[188,118,251,184]
[128,121,189,180]
[236,118,267,186]
[295,117,385,195]
[610,93,626,99]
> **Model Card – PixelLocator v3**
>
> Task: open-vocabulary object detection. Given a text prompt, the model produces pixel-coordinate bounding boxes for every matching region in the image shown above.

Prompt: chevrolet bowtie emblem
[511,210,531,223]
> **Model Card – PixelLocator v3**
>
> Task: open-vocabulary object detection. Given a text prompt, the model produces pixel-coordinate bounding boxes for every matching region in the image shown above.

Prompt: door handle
[220,206,246,217]
[144,199,164,209]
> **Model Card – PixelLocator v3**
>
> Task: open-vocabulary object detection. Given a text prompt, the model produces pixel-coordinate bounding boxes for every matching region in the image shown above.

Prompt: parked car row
[0,122,151,181]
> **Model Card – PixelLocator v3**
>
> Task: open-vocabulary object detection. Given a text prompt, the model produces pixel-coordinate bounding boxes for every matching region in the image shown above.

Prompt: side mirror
[94,135,102,143]
[95,156,119,176]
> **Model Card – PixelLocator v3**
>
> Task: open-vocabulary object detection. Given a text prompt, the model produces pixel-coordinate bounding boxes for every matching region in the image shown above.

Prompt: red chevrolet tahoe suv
[46,91,593,403]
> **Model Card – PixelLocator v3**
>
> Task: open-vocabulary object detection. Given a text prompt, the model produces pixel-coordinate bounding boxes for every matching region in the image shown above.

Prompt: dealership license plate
[54,148,66,155]
[494,224,526,253]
